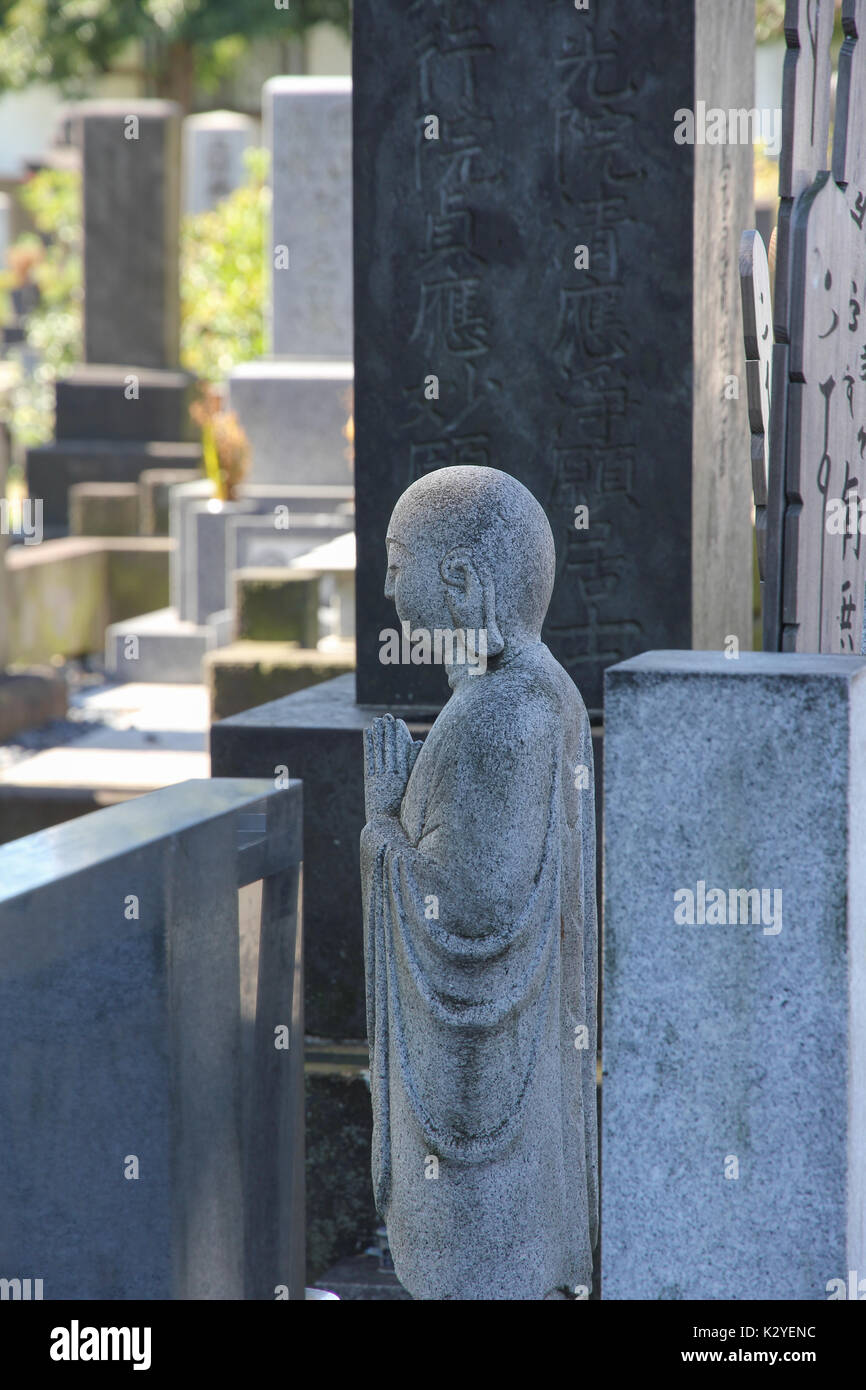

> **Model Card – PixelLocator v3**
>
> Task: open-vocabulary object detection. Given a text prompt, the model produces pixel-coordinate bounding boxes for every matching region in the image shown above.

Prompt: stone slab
[289,532,355,640]
[206,642,355,722]
[68,100,182,369]
[1,745,209,793]
[235,568,320,645]
[352,0,754,714]
[227,513,350,578]
[139,468,197,537]
[186,500,259,626]
[55,366,195,443]
[69,481,140,537]
[27,439,201,529]
[183,109,257,214]
[228,360,354,487]
[7,536,170,665]
[265,77,352,358]
[105,607,216,685]
[603,650,866,1299]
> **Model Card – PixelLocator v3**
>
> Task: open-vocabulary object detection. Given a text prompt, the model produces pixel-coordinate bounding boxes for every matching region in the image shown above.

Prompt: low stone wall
[6,537,171,665]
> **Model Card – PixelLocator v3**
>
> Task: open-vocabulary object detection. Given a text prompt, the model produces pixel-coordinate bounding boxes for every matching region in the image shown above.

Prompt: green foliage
[0,0,351,95]
[755,0,786,44]
[756,0,845,48]
[0,166,82,448]
[1,150,268,451]
[179,145,267,381]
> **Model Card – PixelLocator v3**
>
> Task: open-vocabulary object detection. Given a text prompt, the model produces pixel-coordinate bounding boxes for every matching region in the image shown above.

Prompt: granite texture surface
[603,651,866,1299]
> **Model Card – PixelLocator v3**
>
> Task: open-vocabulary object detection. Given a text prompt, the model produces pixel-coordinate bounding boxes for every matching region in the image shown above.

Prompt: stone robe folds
[361,646,598,1300]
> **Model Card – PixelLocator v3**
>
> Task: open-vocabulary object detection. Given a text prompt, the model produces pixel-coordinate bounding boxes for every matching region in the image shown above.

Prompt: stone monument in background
[229,77,353,488]
[27,101,200,531]
[183,109,258,214]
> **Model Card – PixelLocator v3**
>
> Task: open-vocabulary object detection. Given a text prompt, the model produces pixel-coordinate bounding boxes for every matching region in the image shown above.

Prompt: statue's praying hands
[364,713,422,820]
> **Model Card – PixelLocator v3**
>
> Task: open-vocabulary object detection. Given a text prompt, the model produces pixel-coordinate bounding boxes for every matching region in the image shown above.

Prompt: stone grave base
[105,606,230,684]
[228,359,354,487]
[8,536,170,667]
[55,364,196,442]
[205,641,355,722]
[27,439,201,531]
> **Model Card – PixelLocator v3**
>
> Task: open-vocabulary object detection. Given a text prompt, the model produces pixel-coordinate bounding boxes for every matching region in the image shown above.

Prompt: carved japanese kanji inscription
[355,0,753,708]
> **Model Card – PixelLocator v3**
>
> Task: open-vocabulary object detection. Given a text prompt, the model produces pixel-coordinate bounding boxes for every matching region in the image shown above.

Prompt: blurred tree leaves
[1,148,268,447]
[179,145,267,381]
[0,165,81,448]
[0,0,350,104]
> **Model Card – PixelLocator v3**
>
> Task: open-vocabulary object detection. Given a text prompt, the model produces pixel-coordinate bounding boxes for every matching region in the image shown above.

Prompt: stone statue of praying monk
[361,465,598,1300]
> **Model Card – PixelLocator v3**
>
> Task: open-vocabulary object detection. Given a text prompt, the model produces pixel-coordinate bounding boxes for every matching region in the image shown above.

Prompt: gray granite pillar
[75,99,182,370]
[603,651,866,1299]
[228,78,353,487]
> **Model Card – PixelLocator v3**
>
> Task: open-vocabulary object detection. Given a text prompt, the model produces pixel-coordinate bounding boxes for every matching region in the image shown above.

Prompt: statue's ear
[439,546,476,595]
[440,547,504,657]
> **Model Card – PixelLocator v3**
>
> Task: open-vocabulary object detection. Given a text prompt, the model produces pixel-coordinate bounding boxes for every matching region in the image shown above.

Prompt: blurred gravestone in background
[26,101,200,531]
[183,109,257,215]
[229,78,353,488]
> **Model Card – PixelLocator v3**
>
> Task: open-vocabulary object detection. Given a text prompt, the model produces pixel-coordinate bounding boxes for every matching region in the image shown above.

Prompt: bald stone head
[384,466,555,659]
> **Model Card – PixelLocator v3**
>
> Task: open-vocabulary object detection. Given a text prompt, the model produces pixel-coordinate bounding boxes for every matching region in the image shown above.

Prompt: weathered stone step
[206,641,354,722]
[55,365,196,443]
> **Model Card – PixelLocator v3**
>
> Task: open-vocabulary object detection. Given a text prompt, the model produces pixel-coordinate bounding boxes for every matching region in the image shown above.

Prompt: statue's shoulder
[460,647,580,746]
[531,645,591,728]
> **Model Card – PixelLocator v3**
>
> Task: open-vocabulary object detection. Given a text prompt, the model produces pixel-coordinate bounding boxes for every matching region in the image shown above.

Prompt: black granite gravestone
[353,0,754,713]
[26,103,199,530]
